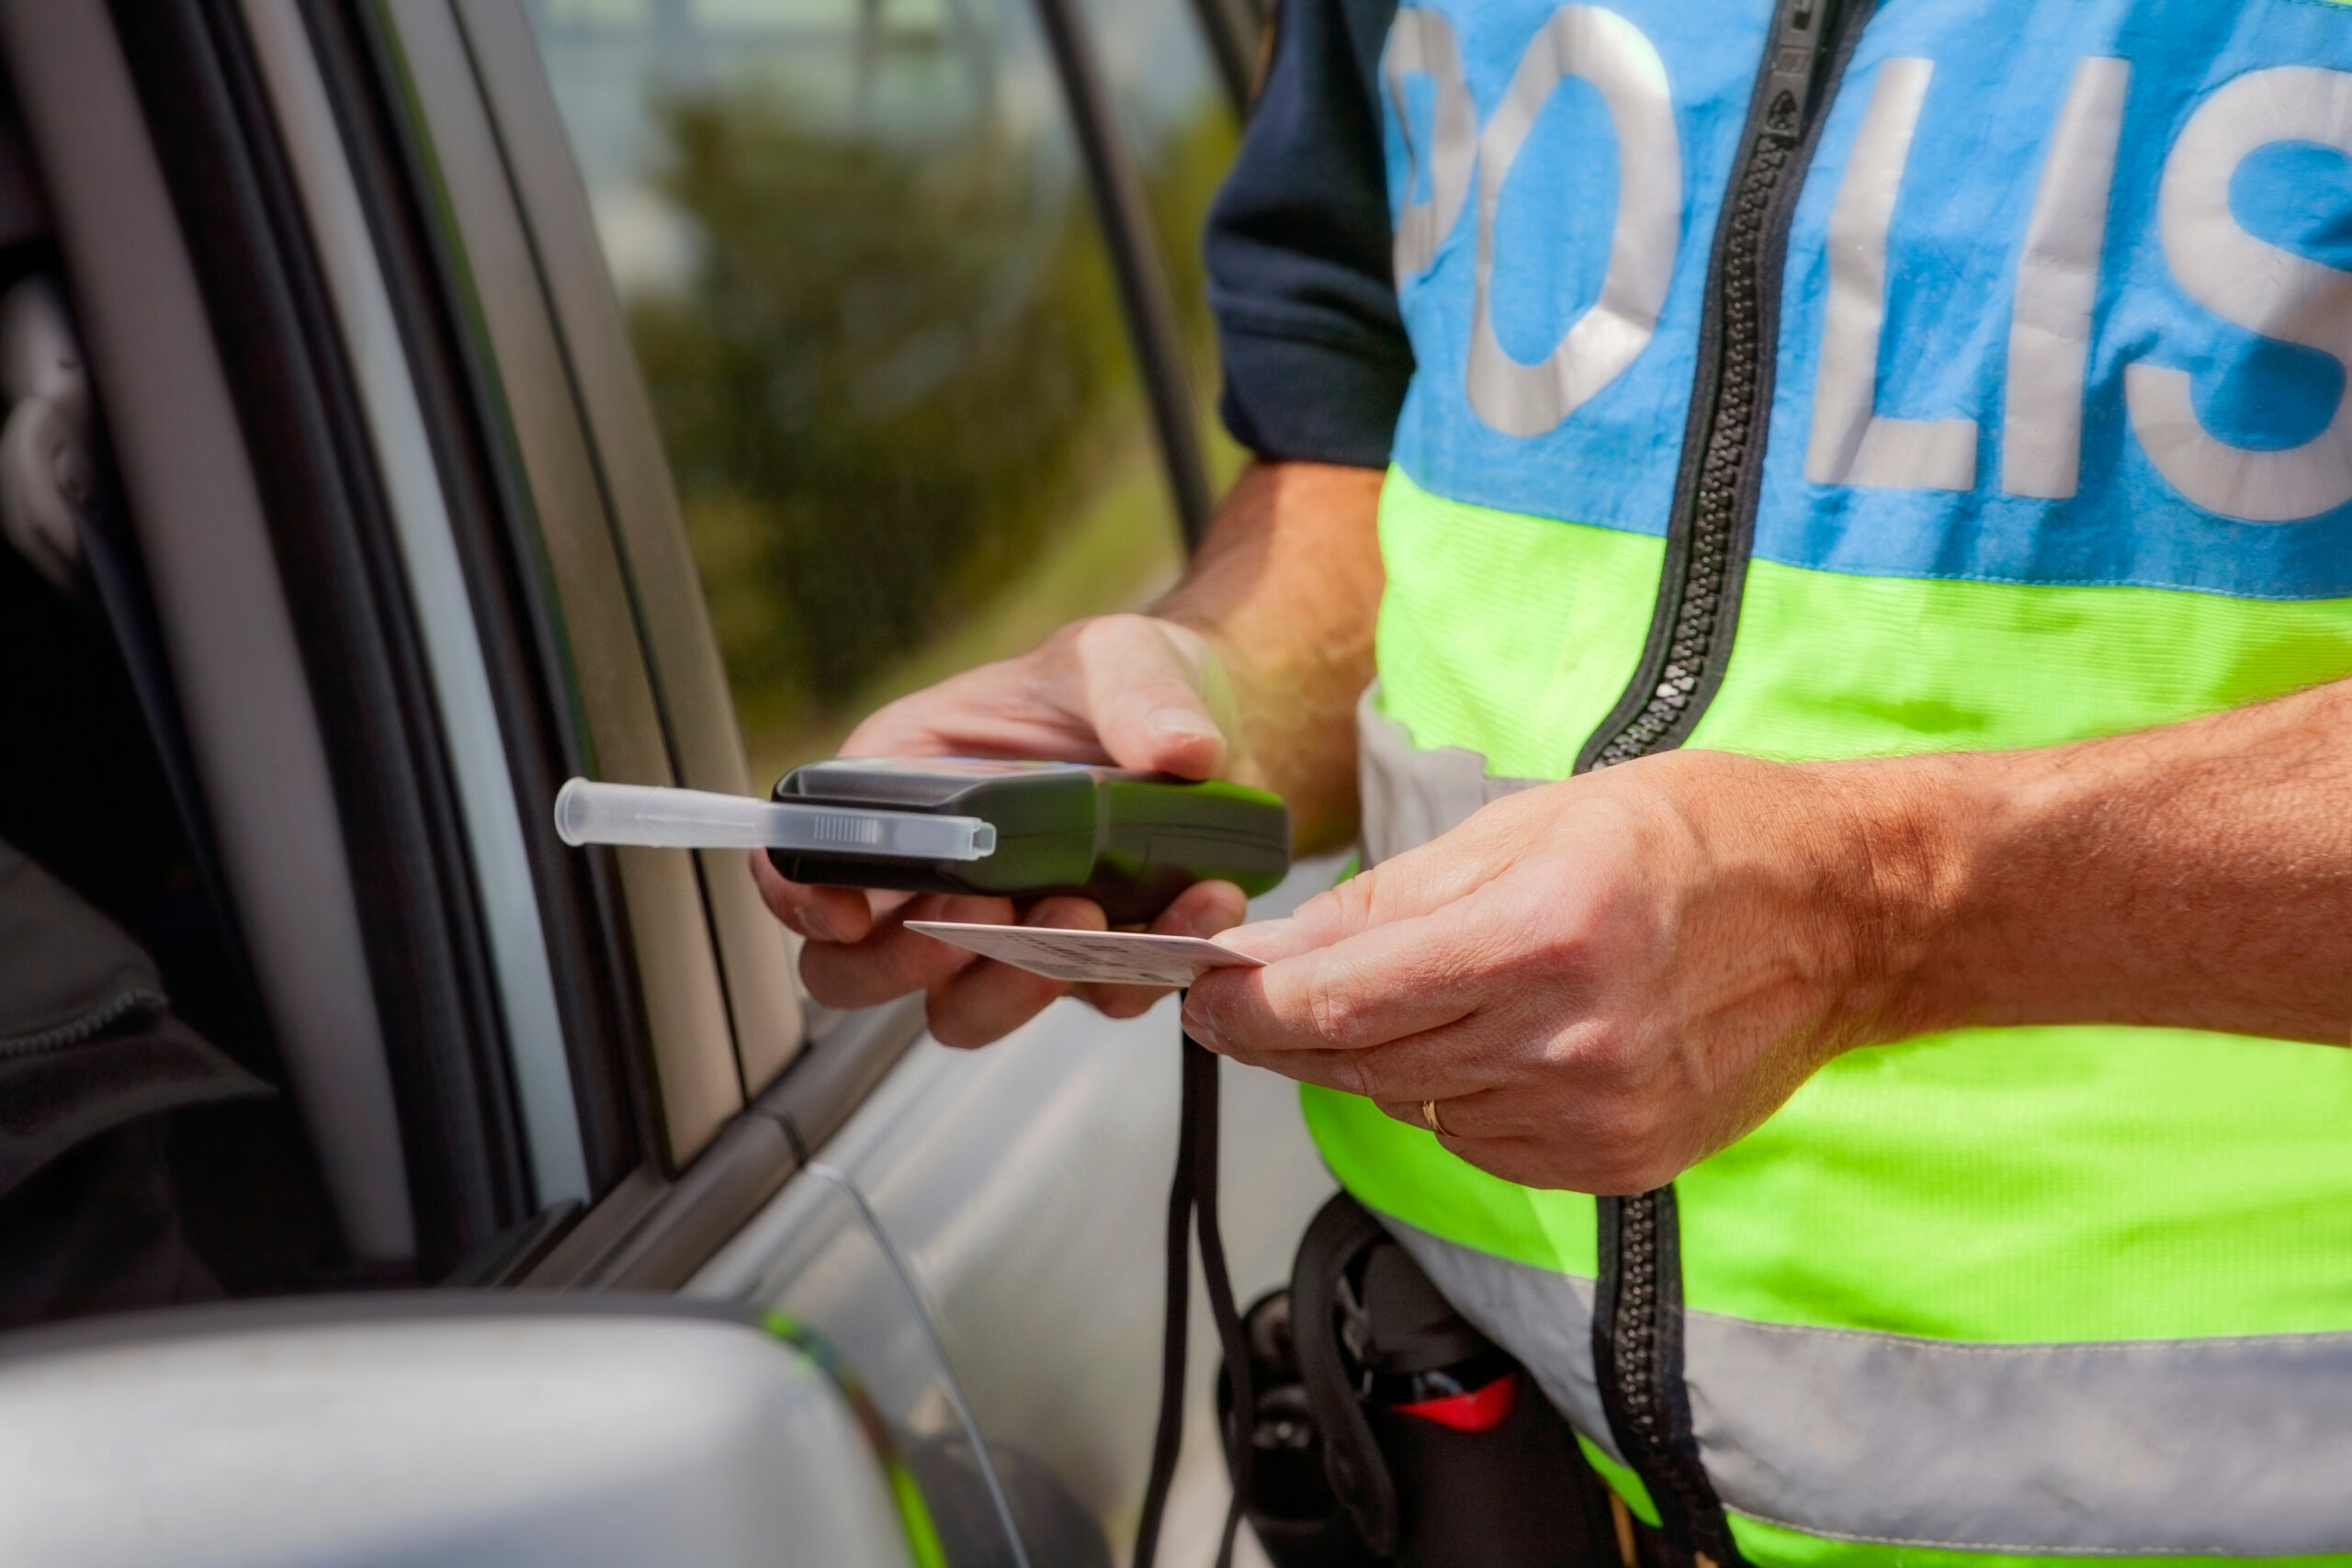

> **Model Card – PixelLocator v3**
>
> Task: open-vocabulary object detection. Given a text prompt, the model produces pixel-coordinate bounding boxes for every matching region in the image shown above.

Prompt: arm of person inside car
[752,459,1385,1046]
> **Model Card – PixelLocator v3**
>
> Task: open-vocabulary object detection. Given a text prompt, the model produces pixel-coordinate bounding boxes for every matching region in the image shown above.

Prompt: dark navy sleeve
[1205,0,1410,468]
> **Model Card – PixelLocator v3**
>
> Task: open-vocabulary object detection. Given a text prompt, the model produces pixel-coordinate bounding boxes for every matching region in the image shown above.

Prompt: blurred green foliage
[631,87,1125,734]
[628,80,1238,764]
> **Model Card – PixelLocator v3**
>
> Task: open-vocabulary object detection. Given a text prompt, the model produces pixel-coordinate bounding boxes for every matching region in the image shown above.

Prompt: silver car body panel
[0,1313,913,1568]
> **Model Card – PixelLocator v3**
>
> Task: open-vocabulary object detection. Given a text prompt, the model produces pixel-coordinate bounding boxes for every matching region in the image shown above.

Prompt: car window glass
[691,1167,1052,1566]
[1076,0,1246,481]
[524,0,1206,786]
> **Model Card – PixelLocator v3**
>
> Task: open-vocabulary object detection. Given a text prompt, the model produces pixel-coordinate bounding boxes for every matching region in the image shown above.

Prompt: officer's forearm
[1857,678,2352,1046]
[1152,460,1385,854]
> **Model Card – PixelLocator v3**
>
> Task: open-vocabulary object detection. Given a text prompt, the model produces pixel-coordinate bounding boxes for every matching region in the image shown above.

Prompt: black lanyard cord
[1133,1025,1256,1568]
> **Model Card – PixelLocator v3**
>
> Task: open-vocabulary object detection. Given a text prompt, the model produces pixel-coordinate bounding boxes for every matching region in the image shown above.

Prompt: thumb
[1075,615,1232,778]
[1251,818,1524,958]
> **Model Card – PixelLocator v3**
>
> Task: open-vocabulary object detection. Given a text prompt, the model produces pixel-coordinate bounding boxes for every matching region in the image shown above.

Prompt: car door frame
[337,0,1250,1289]
[74,0,1256,1292]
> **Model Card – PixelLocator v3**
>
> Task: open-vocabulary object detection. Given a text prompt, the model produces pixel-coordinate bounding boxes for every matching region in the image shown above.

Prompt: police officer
[759,0,2352,1560]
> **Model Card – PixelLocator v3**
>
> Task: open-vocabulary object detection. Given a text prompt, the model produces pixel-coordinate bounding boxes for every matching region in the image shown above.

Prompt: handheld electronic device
[770,758,1288,923]
[552,761,1289,923]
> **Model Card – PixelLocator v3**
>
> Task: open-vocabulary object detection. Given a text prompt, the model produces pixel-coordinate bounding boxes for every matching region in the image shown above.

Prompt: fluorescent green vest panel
[1347,0,2352,1551]
[1338,468,2352,1563]
[1373,463,2352,1338]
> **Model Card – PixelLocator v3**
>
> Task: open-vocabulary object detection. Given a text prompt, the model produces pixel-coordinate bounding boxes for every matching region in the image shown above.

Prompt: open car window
[520,0,1223,785]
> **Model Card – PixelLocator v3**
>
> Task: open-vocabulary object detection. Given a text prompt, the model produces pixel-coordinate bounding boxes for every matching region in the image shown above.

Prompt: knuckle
[1458,1140,1543,1189]
[1589,1152,1677,1196]
[926,1010,995,1050]
[797,960,864,1011]
[1069,612,1140,665]
[1563,1023,1650,1097]
[1588,1092,1665,1156]
[1327,876,1382,931]
[1303,971,1371,1047]
[1582,1094,1679,1193]
[1519,913,1603,982]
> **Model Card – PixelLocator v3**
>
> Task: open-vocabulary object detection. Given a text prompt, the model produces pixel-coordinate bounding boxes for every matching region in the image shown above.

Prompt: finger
[1257,810,1549,957]
[752,852,878,944]
[1201,1038,1476,1110]
[1430,1135,1562,1192]
[800,894,1015,1010]
[1209,865,1476,970]
[1078,879,1250,1020]
[1437,1133,1654,1197]
[1372,1088,1503,1139]
[1204,1020,1510,1107]
[1194,1039,1379,1098]
[1209,911,1314,964]
[924,897,1102,1048]
[840,662,1109,762]
[1182,904,1489,1059]
[1073,615,1227,779]
[1374,1100,1449,1136]
[839,613,1222,766]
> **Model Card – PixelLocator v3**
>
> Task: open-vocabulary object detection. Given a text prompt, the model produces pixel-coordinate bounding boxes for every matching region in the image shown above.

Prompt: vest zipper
[1577,0,1866,773]
[1574,0,1871,1560]
[1595,1188,1723,1562]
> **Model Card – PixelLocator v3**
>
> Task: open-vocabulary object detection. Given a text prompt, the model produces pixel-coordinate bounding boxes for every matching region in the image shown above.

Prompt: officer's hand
[751,614,1252,1047]
[1181,750,1921,1192]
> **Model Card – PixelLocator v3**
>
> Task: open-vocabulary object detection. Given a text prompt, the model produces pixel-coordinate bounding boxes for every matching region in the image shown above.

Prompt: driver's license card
[904,921,1265,987]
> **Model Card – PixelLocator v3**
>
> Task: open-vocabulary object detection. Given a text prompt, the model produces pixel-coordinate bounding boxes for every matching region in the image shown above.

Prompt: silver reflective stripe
[1357,714,2352,1552]
[2001,58,2129,502]
[1355,685,1545,866]
[1803,58,1977,493]
[2124,65,2352,525]
[1383,7,1476,288]
[1392,1211,2352,1555]
[1464,6,1681,438]
[1690,1314,2352,1554]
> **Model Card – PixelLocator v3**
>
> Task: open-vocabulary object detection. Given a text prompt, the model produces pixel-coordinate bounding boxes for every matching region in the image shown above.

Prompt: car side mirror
[0,1296,928,1567]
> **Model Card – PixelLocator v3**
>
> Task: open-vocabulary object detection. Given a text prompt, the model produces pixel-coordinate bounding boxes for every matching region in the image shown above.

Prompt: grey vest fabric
[1354,684,1540,867]
[1393,1214,2352,1555]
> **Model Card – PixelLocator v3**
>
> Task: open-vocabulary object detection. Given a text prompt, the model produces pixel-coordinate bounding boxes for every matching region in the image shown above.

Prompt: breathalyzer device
[553,760,1289,923]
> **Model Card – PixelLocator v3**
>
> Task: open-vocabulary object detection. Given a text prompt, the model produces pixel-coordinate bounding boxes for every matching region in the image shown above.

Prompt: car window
[1075,0,1245,454]
[522,0,1231,787]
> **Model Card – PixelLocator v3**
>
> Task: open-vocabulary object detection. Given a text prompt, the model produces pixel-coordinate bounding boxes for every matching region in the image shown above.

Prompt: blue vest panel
[1385,0,2352,600]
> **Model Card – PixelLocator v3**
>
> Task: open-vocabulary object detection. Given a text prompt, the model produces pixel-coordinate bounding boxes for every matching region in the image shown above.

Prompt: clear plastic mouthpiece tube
[552,778,996,861]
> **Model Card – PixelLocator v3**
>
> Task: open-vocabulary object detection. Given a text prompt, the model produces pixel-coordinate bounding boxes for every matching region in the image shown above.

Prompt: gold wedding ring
[1420,1100,1449,1138]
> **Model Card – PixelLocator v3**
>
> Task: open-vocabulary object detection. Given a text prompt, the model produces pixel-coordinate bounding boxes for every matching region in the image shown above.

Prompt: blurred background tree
[630,88,1127,737]
[531,0,1242,778]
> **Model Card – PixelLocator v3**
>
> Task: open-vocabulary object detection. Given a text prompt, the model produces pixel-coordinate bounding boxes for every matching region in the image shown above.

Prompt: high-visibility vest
[1333,0,2352,1562]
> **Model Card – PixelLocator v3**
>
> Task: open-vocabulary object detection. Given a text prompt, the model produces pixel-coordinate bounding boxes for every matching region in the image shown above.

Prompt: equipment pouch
[1229,1190,1629,1568]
